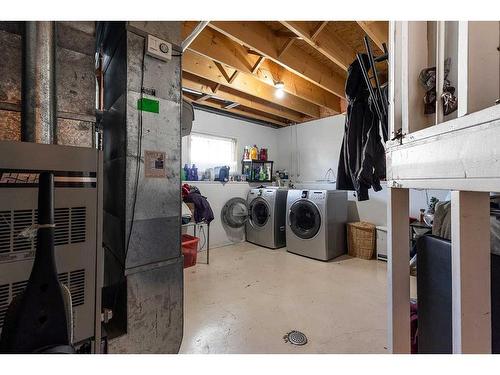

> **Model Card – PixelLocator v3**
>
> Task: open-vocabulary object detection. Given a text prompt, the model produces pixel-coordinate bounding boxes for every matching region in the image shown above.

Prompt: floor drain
[284,330,308,346]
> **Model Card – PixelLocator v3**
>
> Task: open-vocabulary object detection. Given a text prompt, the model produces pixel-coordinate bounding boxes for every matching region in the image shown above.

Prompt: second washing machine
[286,189,347,260]
[246,187,288,249]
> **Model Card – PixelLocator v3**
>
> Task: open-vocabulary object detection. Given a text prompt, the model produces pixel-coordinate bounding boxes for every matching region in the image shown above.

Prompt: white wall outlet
[146,34,172,61]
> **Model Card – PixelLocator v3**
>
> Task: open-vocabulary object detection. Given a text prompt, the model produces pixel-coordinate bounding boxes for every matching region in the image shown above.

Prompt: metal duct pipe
[21,21,57,144]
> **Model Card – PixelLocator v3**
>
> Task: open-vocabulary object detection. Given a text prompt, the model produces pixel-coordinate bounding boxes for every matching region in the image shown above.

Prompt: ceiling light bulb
[275,89,285,99]
[275,81,285,90]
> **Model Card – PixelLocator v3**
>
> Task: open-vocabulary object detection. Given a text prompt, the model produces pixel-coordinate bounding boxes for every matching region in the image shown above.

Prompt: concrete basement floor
[180,242,416,354]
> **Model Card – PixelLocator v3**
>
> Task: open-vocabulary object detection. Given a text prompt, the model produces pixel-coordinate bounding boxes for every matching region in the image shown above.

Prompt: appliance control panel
[310,191,326,200]
[263,190,275,197]
[146,34,172,61]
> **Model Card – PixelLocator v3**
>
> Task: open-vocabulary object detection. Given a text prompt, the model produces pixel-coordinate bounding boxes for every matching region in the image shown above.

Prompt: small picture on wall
[144,150,167,178]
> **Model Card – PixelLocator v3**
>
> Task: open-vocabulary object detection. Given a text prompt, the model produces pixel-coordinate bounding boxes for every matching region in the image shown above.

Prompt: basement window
[186,132,237,174]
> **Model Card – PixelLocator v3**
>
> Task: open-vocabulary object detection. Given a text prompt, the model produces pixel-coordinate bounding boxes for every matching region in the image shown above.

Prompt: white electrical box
[146,34,172,61]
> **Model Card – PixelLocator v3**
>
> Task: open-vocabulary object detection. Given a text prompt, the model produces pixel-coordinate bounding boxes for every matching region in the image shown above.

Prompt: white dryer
[286,189,347,261]
[245,187,287,249]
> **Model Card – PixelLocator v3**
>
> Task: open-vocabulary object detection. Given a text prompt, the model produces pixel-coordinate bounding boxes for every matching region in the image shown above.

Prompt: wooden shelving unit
[387,21,500,354]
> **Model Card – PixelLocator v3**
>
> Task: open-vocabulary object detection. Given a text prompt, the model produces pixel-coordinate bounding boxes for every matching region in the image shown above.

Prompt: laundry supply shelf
[241,160,274,183]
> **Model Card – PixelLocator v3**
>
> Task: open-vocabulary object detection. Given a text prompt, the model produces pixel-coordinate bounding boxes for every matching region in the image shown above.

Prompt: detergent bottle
[243,146,250,160]
[250,145,259,160]
[190,164,198,181]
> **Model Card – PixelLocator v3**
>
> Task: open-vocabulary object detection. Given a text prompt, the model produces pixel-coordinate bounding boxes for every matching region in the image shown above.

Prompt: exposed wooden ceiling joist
[311,21,329,40]
[183,22,341,113]
[224,102,240,110]
[195,93,212,102]
[182,21,389,125]
[181,21,209,52]
[183,73,305,123]
[254,62,341,112]
[277,38,295,58]
[208,21,346,99]
[356,21,389,51]
[183,49,322,118]
[183,95,287,127]
[251,56,265,74]
[280,21,356,71]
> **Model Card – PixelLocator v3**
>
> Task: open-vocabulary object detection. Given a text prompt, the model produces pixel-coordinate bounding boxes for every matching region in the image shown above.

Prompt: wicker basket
[347,222,376,260]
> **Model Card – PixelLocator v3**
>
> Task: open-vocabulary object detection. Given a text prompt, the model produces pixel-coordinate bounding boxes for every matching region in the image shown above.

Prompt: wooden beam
[209,21,346,98]
[228,71,239,84]
[183,95,287,126]
[212,83,221,93]
[311,21,328,40]
[247,49,262,56]
[387,187,410,354]
[451,191,491,353]
[251,56,265,74]
[213,61,233,83]
[181,21,209,52]
[183,49,321,118]
[224,102,239,109]
[186,26,341,112]
[356,21,389,51]
[274,30,299,38]
[185,21,256,73]
[280,21,356,71]
[255,60,340,112]
[183,73,305,123]
[277,38,295,58]
[195,94,212,102]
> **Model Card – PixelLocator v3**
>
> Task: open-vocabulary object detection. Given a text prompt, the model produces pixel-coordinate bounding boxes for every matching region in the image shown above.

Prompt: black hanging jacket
[337,54,385,201]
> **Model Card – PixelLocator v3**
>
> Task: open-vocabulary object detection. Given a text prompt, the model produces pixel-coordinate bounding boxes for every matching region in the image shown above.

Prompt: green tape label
[137,98,159,113]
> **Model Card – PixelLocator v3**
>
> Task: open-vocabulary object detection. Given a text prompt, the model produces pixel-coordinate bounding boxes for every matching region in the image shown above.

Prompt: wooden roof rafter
[182,22,341,112]
[311,21,328,40]
[183,49,322,118]
[182,72,307,123]
[183,94,289,127]
[356,21,389,51]
[181,21,389,126]
[280,21,357,71]
[208,21,346,98]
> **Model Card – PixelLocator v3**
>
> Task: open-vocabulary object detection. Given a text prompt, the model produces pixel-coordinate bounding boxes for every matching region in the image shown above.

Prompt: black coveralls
[336,54,386,201]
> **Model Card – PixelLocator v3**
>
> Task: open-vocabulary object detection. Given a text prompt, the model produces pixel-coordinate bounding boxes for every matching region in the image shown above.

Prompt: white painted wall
[182,109,279,176]
[182,111,449,247]
[275,115,449,226]
[183,181,250,248]
[275,115,345,183]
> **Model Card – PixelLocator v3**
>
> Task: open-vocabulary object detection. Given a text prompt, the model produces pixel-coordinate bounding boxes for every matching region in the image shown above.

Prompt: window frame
[184,132,238,174]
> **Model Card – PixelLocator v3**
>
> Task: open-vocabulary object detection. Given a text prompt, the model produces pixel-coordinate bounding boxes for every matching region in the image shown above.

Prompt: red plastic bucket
[182,234,199,268]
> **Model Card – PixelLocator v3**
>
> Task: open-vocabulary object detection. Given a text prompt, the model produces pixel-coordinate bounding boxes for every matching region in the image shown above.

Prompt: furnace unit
[0,141,103,351]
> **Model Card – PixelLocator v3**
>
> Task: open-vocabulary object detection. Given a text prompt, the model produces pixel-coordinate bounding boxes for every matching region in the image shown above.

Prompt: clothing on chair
[184,191,214,224]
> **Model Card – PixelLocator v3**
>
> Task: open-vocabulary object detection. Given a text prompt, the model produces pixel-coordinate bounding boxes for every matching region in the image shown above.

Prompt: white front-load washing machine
[286,189,347,260]
[245,187,287,249]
